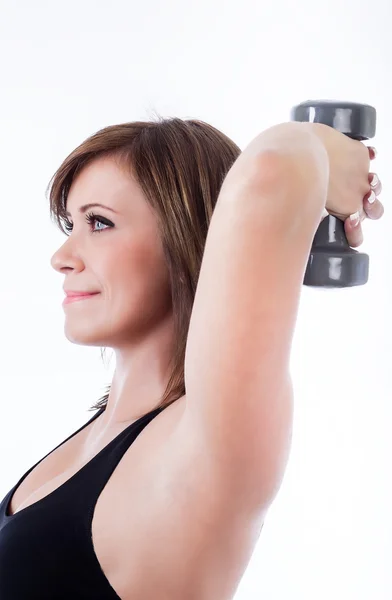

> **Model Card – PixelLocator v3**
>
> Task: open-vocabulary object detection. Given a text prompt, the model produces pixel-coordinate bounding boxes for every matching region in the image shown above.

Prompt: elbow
[219,150,327,234]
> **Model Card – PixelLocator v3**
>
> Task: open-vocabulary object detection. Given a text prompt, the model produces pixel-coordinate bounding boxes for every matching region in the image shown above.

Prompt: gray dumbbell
[291,100,376,287]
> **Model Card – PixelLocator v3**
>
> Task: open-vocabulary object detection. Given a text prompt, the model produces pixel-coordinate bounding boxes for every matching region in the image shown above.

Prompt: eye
[85,211,112,233]
[63,212,113,235]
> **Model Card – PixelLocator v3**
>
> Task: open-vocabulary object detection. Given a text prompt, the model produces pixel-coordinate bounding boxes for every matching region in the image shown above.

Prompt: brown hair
[47,116,241,414]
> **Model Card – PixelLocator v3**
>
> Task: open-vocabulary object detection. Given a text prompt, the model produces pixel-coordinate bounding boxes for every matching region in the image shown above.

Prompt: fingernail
[370,174,379,187]
[368,190,376,204]
[350,211,360,226]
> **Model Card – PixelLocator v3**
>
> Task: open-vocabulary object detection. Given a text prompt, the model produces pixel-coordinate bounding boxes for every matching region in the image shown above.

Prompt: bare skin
[51,155,176,435]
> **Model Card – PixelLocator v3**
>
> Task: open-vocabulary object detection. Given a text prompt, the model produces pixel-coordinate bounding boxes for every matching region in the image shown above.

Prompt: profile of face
[50,156,173,349]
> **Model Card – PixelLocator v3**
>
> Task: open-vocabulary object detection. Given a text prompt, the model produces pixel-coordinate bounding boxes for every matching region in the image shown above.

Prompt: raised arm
[181,122,329,519]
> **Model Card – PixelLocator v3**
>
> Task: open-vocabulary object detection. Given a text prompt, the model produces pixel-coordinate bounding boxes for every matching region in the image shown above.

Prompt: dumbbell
[290,100,377,287]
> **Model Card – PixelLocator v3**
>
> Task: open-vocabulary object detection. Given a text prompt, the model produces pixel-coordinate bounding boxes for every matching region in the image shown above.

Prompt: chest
[6,405,263,600]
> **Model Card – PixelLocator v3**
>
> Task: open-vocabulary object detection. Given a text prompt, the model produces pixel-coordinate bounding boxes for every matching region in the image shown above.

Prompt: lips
[63,292,100,305]
[66,292,99,297]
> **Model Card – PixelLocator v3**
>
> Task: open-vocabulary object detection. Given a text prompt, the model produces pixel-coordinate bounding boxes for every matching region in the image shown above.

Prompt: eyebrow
[65,203,119,217]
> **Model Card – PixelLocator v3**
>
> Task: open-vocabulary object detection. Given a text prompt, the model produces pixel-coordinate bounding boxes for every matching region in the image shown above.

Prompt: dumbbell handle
[291,100,377,288]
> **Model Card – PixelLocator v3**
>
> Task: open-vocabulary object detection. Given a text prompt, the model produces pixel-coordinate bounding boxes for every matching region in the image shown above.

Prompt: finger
[363,190,385,220]
[368,146,377,161]
[368,172,382,196]
[344,211,365,248]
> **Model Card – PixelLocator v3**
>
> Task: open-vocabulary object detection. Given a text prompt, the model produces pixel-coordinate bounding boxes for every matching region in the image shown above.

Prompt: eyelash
[63,211,113,235]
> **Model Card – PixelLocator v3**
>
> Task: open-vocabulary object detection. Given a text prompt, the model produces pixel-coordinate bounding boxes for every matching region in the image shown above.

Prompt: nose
[50,238,84,274]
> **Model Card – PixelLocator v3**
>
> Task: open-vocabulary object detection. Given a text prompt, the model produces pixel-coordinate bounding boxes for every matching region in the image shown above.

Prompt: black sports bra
[0,405,165,599]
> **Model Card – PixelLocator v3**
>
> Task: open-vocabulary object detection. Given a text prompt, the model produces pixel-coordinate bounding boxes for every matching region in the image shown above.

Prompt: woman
[0,117,383,599]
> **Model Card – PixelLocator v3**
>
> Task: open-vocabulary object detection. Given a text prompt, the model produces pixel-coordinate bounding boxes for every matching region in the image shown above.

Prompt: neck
[99,313,176,427]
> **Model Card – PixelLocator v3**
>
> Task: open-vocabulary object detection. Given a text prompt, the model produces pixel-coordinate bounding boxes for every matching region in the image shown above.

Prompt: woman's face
[51,156,173,348]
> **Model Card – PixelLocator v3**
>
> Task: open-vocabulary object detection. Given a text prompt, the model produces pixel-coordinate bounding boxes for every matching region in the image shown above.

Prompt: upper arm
[182,153,325,517]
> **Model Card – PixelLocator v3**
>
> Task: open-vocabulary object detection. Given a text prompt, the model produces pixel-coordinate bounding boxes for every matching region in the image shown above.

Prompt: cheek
[106,240,170,305]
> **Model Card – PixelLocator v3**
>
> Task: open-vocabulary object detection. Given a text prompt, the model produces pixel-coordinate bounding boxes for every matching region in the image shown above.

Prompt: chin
[63,324,111,347]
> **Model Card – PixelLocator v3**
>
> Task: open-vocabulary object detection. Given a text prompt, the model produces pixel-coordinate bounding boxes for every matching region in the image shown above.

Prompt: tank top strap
[0,407,106,515]
[56,406,164,520]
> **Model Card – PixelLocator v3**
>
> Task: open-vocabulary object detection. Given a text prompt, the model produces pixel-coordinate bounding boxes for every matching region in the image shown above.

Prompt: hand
[343,147,384,248]
[318,147,384,248]
[309,124,384,248]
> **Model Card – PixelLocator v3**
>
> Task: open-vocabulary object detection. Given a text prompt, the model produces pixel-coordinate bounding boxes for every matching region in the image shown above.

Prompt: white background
[0,0,391,598]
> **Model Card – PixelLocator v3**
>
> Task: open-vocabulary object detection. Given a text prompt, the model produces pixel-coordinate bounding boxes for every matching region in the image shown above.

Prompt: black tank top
[0,404,165,599]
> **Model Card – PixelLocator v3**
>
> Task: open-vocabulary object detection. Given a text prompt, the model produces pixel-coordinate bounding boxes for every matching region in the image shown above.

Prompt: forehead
[66,156,142,213]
